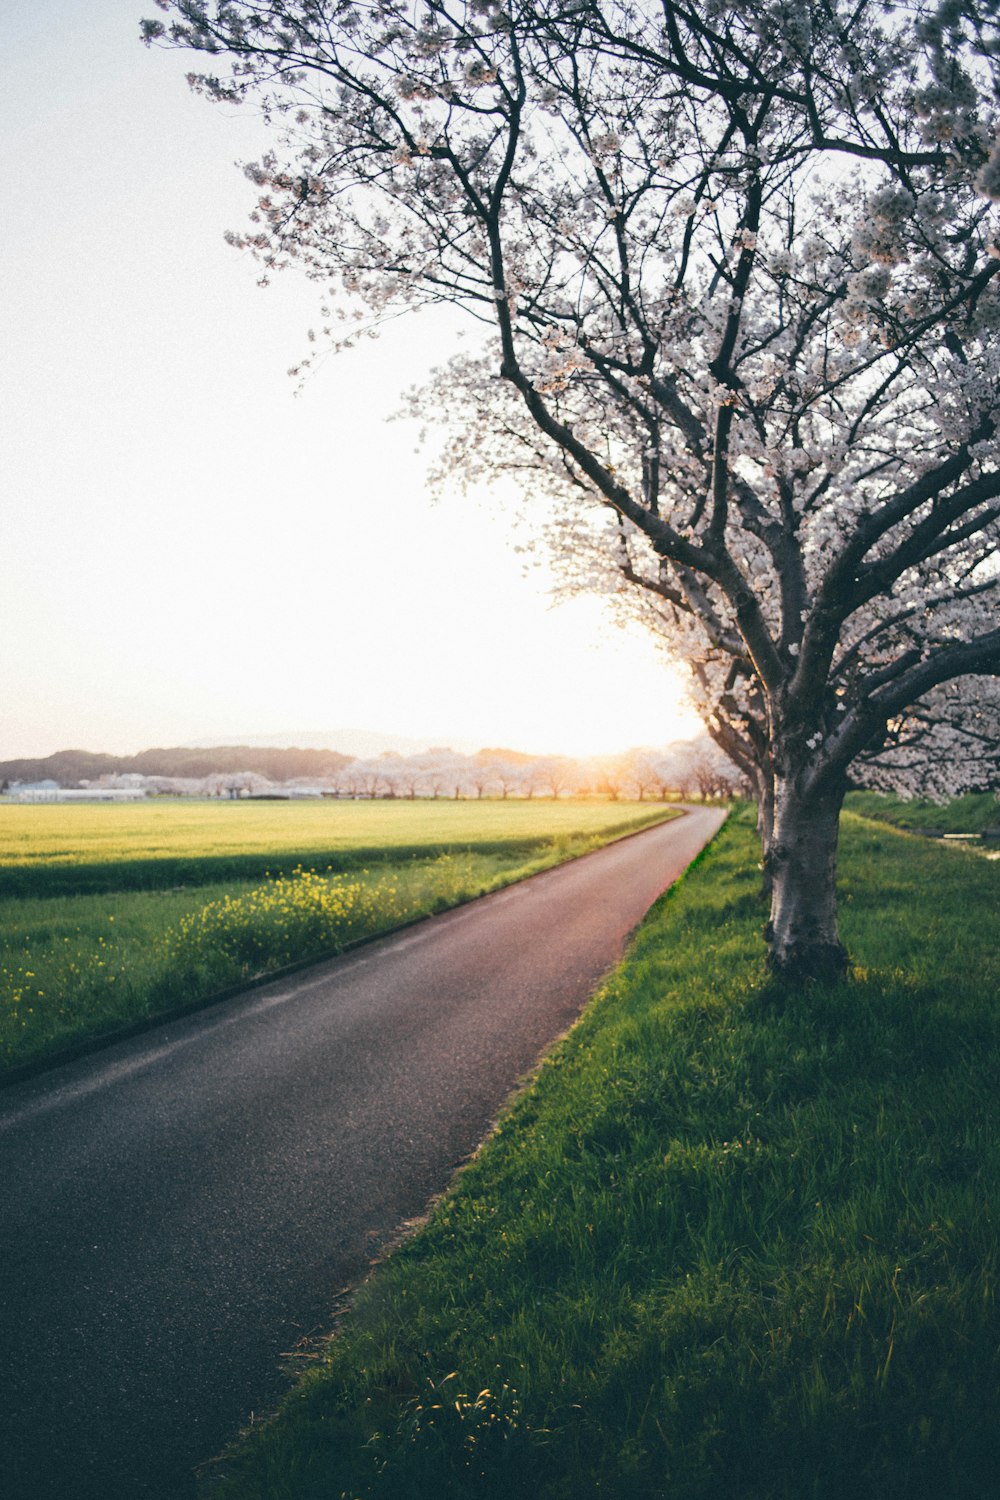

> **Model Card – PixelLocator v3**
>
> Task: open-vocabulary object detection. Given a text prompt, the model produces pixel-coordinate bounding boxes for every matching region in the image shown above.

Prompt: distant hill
[474,746,538,765]
[0,745,354,788]
[189,727,483,757]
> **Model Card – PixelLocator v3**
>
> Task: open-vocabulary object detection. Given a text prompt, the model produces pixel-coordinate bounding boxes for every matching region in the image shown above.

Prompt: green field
[203,808,1000,1499]
[0,799,678,1077]
[0,798,681,896]
[845,789,1000,836]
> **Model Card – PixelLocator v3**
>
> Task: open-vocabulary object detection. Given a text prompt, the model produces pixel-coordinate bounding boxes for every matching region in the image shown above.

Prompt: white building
[7,782,147,803]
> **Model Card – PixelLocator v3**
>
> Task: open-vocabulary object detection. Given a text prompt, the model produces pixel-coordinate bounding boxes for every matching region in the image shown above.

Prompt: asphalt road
[0,806,725,1500]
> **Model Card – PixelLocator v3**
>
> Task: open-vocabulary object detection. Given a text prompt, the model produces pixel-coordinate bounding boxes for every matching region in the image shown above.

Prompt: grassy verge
[0,805,678,1078]
[204,807,1000,1499]
[845,788,1000,835]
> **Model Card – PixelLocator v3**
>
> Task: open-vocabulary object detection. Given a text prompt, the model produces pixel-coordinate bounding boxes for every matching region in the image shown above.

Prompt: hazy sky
[1,0,700,761]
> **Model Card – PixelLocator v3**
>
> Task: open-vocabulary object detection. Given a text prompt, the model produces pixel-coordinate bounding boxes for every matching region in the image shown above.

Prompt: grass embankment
[846,788,1000,835]
[206,807,1000,1500]
[0,801,677,1077]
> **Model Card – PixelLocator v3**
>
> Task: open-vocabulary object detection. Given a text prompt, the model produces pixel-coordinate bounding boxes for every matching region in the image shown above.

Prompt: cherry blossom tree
[518,758,550,799]
[465,759,498,797]
[441,750,474,797]
[410,748,475,797]
[588,754,631,800]
[478,755,528,798]
[624,749,670,800]
[854,675,1000,798]
[145,0,1000,977]
[640,754,681,802]
[528,754,579,797]
[388,757,427,798]
[344,757,392,798]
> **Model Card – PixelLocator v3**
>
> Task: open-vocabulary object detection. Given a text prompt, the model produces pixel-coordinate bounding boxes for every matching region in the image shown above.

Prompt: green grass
[0,801,678,1076]
[845,788,1000,835]
[0,798,679,897]
[202,808,1000,1499]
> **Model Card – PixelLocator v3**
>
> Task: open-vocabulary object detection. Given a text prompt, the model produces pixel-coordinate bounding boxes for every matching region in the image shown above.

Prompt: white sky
[0,0,701,762]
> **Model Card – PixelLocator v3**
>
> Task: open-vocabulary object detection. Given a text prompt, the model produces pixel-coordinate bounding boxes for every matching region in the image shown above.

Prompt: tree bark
[755,763,776,899]
[766,773,848,981]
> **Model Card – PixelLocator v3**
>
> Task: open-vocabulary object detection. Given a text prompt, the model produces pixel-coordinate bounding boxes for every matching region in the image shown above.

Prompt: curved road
[0,807,724,1499]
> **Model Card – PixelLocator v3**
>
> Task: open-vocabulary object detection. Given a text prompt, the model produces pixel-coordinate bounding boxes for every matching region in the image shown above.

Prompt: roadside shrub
[166,867,406,977]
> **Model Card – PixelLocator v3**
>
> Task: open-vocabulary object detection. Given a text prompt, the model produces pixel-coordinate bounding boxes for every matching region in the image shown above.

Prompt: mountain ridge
[0,745,355,787]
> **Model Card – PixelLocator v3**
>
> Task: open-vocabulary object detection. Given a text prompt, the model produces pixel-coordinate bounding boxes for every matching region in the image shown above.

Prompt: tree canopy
[145,0,1000,975]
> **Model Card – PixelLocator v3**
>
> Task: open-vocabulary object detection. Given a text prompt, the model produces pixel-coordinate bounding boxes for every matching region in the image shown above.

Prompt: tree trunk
[755,764,776,899]
[766,774,848,982]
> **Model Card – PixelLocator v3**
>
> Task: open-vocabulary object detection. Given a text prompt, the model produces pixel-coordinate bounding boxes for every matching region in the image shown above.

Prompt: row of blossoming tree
[333,741,742,799]
[145,0,1000,976]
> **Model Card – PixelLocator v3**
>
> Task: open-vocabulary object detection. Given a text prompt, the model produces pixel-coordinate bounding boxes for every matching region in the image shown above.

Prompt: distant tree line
[0,741,745,801]
[0,745,353,787]
[282,742,744,801]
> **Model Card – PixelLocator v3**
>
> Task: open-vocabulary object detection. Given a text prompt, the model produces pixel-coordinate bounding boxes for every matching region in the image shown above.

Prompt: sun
[470,597,704,758]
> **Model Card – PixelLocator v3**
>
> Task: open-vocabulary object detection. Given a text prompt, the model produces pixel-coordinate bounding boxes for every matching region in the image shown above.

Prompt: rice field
[0,799,678,1076]
[0,797,679,896]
